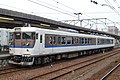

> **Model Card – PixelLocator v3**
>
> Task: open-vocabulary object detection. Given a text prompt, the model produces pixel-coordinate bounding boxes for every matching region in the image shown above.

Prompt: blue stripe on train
[9,46,33,48]
[9,44,96,48]
[45,44,96,48]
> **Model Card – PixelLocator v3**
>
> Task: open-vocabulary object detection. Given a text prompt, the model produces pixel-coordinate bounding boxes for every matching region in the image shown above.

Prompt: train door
[35,33,43,55]
[39,34,43,54]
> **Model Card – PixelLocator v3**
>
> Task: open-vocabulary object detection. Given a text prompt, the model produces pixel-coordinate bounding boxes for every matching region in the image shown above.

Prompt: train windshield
[22,32,35,39]
[10,32,36,48]
[14,32,35,39]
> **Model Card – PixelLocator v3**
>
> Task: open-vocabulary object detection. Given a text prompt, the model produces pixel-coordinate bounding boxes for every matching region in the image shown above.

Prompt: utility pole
[74,12,82,26]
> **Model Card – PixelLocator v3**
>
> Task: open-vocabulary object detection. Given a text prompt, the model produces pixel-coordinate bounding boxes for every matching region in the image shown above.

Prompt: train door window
[36,33,38,39]
[81,38,84,44]
[40,35,42,43]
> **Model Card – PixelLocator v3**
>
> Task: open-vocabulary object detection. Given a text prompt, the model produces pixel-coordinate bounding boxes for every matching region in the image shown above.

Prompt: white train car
[9,27,115,65]
[0,28,12,51]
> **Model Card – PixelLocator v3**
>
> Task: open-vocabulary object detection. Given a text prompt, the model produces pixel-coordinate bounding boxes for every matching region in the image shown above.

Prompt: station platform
[0,51,10,59]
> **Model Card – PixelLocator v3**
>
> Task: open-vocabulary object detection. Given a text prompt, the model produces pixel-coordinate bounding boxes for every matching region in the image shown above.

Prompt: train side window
[85,38,87,44]
[67,37,72,44]
[36,33,38,39]
[53,36,56,44]
[49,36,53,44]
[79,37,81,44]
[58,37,61,44]
[76,37,79,44]
[72,37,74,44]
[81,38,84,44]
[61,37,66,44]
[40,35,42,43]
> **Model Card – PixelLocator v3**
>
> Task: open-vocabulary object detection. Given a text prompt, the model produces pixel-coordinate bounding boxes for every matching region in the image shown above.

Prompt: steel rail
[100,62,120,80]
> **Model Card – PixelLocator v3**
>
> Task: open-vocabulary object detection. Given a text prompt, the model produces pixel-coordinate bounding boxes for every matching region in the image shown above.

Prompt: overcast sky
[0,0,120,30]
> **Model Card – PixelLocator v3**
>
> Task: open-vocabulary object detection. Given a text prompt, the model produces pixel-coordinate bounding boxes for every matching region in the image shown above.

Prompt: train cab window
[15,32,21,39]
[40,35,42,43]
[22,32,35,39]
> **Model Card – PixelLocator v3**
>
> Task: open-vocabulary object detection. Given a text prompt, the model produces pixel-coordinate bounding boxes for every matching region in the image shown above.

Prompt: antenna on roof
[23,23,31,27]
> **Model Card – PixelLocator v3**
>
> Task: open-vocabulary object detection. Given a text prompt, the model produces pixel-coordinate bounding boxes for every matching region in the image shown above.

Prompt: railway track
[0,48,119,80]
[100,62,120,80]
[29,49,120,80]
[0,67,25,75]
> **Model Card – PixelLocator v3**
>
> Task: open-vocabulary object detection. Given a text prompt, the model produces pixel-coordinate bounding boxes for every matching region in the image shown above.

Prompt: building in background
[118,31,120,36]
[108,26,119,35]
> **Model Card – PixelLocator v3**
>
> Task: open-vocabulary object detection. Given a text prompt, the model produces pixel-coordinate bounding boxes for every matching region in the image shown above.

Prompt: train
[0,28,12,52]
[9,27,115,66]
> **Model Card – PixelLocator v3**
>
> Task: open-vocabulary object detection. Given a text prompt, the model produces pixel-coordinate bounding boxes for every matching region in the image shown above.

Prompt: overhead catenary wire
[0,3,58,20]
[52,0,79,12]
[105,0,120,16]
[113,0,120,8]
[37,0,74,15]
[52,0,113,29]
[52,0,94,19]
[28,0,77,18]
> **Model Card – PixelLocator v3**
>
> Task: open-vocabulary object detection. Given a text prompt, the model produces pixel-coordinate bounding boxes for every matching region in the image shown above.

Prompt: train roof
[13,27,115,39]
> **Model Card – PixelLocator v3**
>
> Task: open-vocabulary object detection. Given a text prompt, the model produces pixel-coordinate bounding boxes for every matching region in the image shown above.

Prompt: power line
[105,0,120,16]
[0,3,33,14]
[37,0,73,14]
[28,0,77,18]
[113,0,120,8]
[0,3,58,20]
[52,0,97,19]
[52,0,79,12]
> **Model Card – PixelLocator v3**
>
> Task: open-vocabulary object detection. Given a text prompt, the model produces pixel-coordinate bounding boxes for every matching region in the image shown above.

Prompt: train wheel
[34,57,42,65]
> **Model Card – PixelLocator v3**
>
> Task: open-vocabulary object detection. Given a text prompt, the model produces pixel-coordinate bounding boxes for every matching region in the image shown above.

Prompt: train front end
[9,27,37,66]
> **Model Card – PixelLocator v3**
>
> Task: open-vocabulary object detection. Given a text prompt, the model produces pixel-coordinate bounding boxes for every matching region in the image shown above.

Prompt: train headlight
[23,54,30,57]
